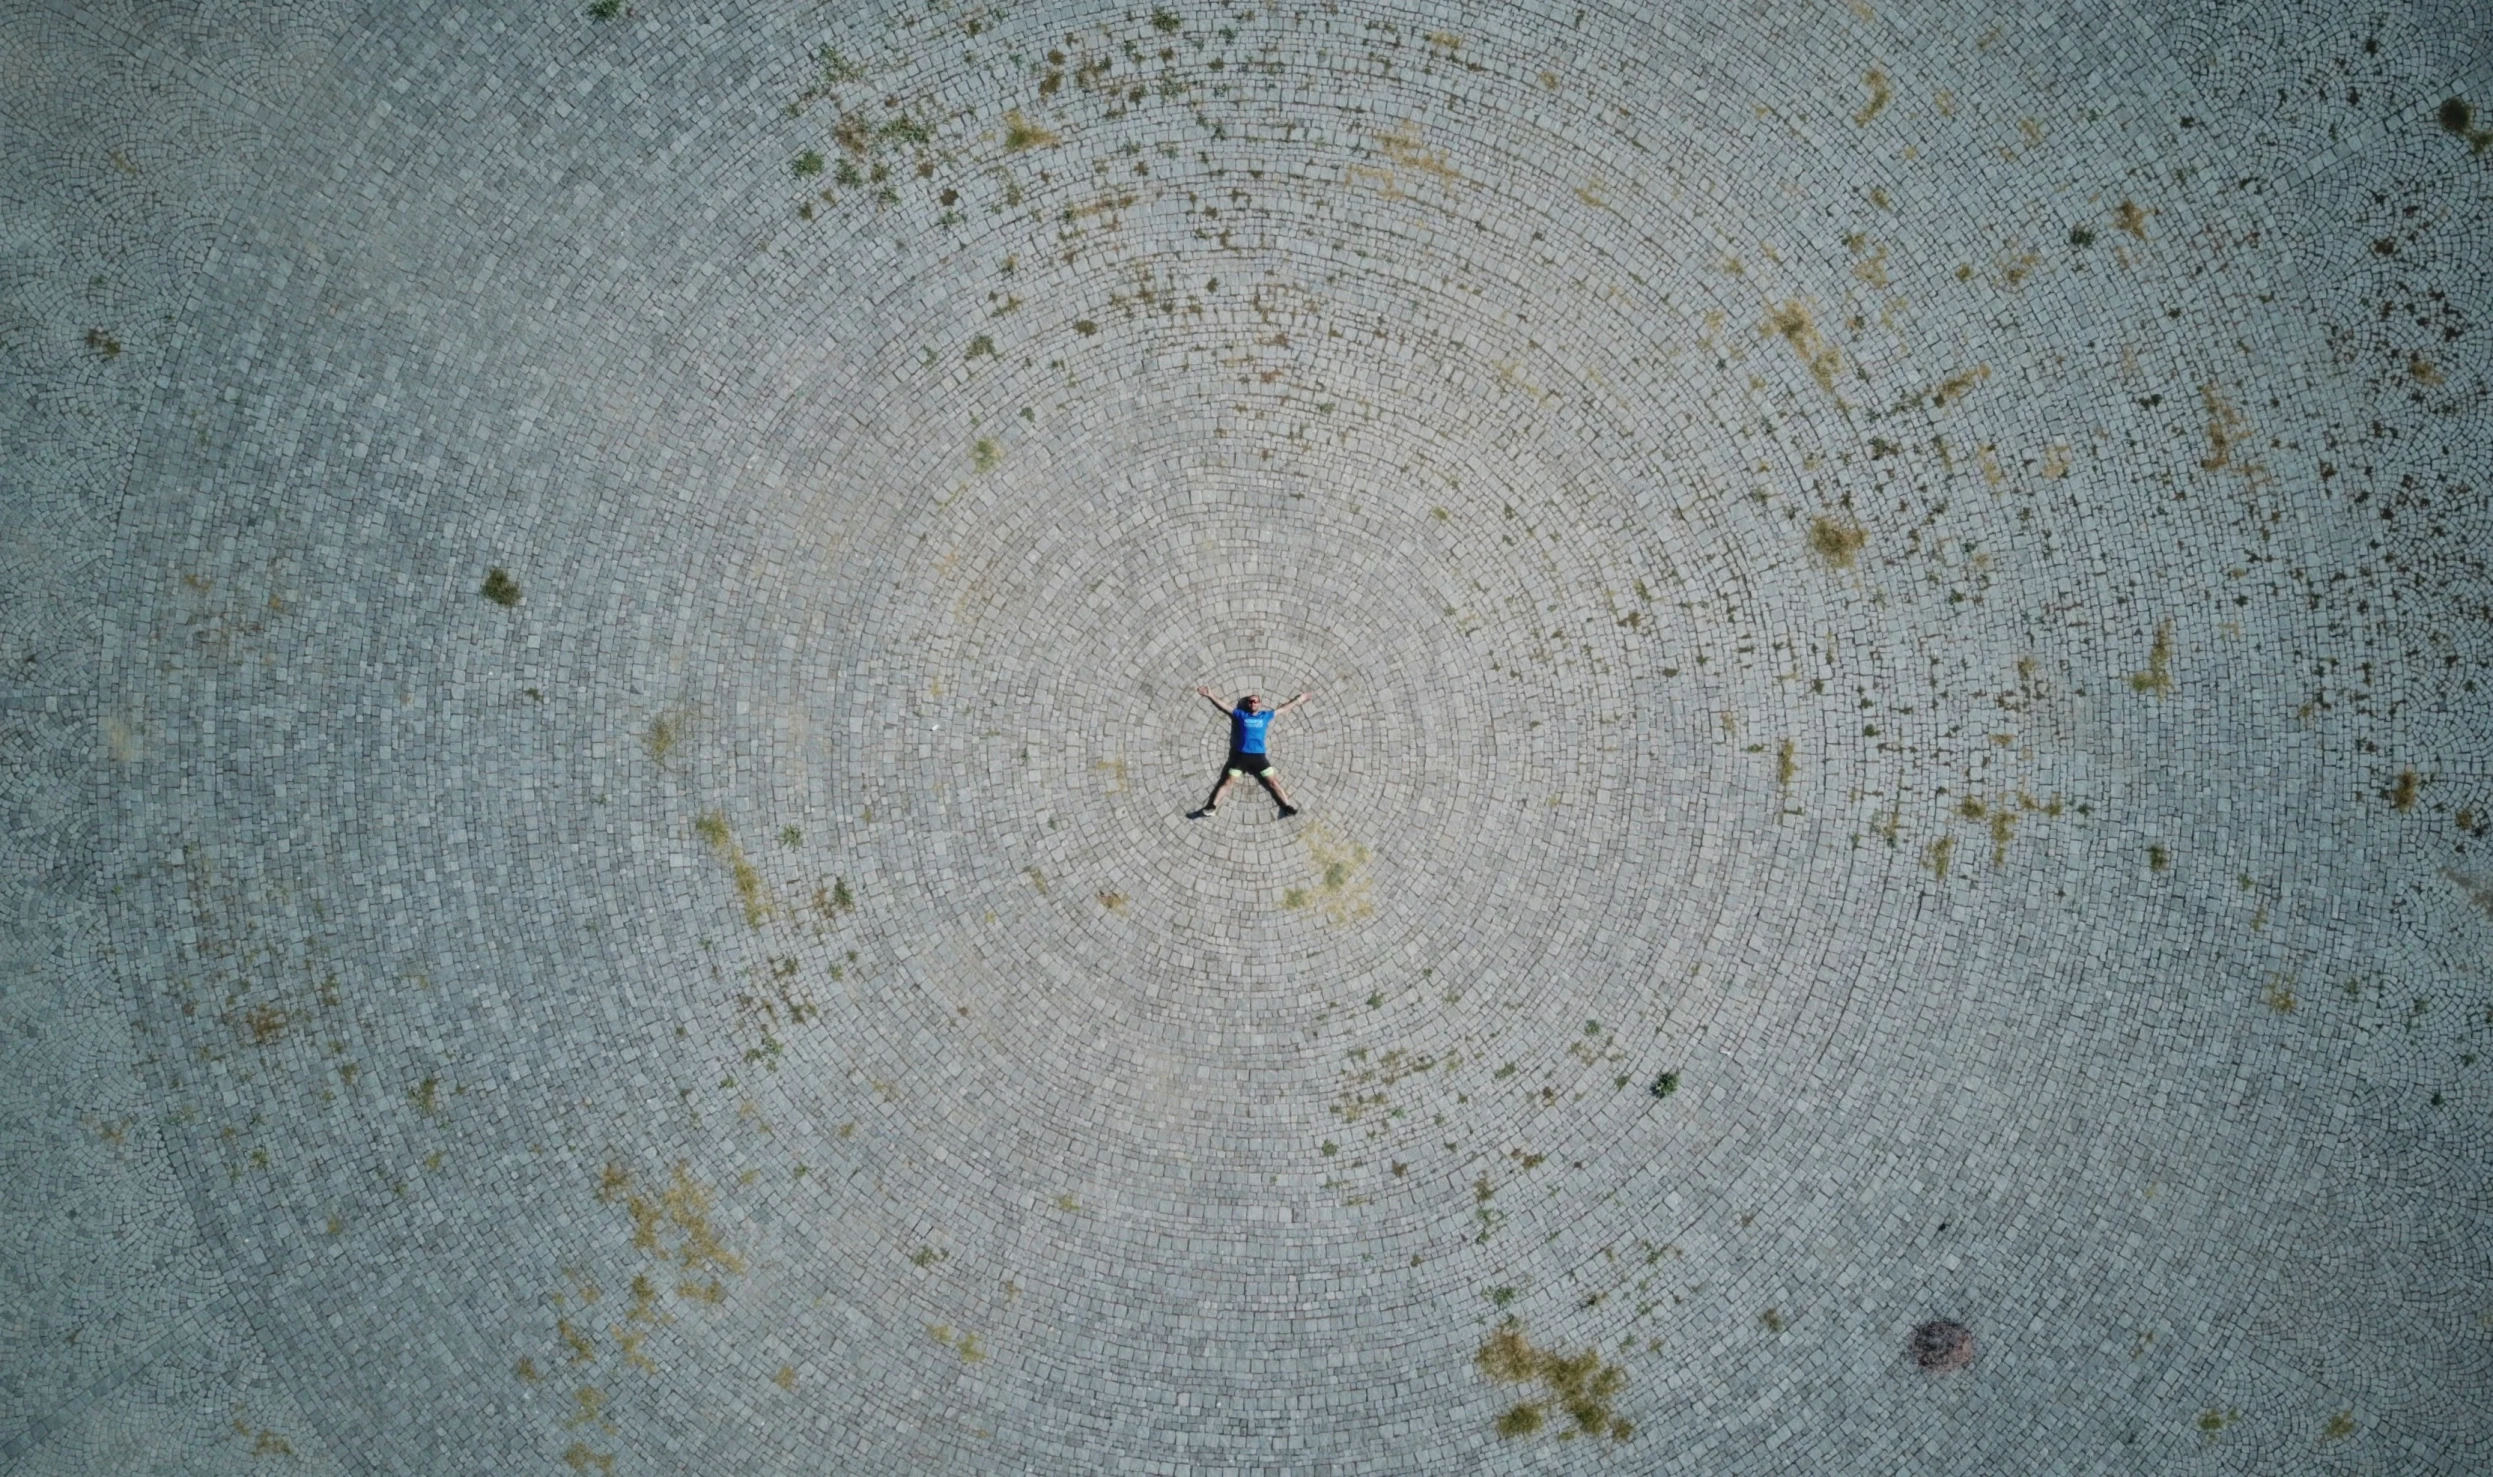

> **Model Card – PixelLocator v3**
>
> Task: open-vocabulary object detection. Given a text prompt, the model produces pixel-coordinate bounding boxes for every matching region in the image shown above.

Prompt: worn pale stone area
[3,0,2489,1472]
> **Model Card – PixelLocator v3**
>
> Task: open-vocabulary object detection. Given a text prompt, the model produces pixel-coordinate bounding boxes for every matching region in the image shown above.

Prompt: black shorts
[1223,750,1274,776]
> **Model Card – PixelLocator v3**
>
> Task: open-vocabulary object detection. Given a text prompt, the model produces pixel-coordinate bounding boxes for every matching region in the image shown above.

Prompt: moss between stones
[1475,1324,1631,1442]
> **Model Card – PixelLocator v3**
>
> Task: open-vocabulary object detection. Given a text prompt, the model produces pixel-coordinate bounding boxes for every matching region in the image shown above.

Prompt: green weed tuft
[1808,515,1866,568]
[2129,621,2174,695]
[693,812,770,925]
[1477,1325,1630,1442]
[1003,109,1061,151]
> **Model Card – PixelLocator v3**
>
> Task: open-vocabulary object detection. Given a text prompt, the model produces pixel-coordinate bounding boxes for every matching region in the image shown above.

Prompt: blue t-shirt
[1231,707,1275,754]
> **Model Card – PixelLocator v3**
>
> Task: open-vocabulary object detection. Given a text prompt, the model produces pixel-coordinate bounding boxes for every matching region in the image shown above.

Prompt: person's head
[1238,694,1263,712]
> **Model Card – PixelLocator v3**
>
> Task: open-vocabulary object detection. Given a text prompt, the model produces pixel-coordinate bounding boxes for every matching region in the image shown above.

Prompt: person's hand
[1293,691,1312,704]
[1196,684,1214,698]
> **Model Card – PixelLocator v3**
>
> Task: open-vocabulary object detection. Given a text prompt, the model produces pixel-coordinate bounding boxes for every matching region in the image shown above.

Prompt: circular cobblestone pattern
[6,1,2493,1473]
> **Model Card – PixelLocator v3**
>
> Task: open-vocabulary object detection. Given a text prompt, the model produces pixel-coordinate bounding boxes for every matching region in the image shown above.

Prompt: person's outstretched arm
[1276,690,1313,714]
[1195,684,1232,714]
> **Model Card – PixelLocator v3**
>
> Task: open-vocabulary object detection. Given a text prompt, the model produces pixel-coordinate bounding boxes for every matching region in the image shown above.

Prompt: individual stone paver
[3,0,2490,1473]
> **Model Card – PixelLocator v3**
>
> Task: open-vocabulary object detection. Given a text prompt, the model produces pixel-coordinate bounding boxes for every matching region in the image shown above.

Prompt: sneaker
[1190,806,1217,819]
[1277,805,1299,818]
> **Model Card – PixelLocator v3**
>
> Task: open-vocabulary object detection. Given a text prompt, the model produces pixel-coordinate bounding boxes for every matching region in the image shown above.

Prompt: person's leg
[1201,767,1238,812]
[1258,769,1296,812]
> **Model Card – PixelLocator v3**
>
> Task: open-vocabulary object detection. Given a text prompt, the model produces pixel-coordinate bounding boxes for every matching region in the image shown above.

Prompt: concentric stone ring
[6,1,2489,1472]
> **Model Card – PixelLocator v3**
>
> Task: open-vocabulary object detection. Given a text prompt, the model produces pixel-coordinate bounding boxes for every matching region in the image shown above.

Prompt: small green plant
[966,333,997,359]
[793,150,824,177]
[1074,318,1098,335]
[779,825,802,847]
[2437,97,2491,153]
[85,327,122,358]
[1476,1324,1630,1442]
[972,437,1001,472]
[480,567,522,606]
[1151,7,1183,32]
[1495,1404,1544,1438]
[693,812,770,925]
[1003,109,1061,151]
[2068,224,2096,247]
[2149,845,2169,872]
[2129,620,2174,695]
[1808,515,1866,568]
[586,0,621,18]
[1649,1071,1678,1099]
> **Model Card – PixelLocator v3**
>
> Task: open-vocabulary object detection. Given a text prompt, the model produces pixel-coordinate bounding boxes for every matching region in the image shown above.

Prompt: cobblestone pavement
[4,0,2491,1472]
